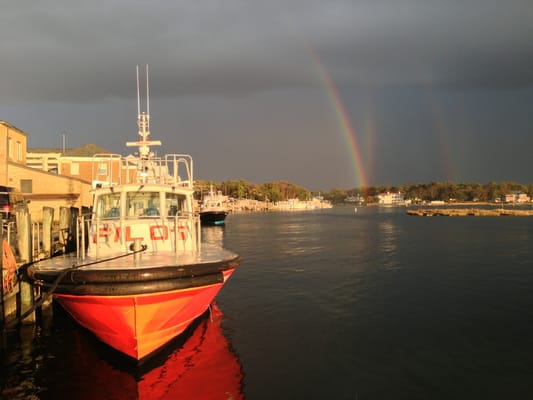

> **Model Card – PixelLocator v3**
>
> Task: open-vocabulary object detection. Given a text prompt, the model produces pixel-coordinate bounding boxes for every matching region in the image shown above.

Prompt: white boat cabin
[86,151,200,259]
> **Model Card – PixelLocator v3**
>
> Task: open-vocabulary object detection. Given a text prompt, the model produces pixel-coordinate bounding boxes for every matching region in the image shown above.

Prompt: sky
[1,0,532,190]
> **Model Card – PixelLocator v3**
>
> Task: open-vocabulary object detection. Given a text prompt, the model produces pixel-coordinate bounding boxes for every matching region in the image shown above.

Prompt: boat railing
[91,154,124,187]
[90,153,194,188]
[164,154,194,188]
[76,210,201,261]
[76,212,93,261]
[170,212,201,254]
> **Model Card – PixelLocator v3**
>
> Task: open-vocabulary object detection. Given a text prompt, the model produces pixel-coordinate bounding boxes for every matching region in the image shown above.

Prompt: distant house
[504,191,531,203]
[377,191,405,205]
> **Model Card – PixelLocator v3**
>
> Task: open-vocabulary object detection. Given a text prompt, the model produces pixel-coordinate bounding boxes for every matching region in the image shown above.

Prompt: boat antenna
[136,65,141,118]
[127,64,161,160]
[146,64,150,116]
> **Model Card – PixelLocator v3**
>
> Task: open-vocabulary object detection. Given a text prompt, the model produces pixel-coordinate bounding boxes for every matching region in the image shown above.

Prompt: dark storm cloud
[1,1,532,189]
[2,0,531,104]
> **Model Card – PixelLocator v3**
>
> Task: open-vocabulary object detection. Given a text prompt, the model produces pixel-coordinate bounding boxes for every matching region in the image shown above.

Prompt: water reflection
[378,220,399,270]
[202,225,225,247]
[1,304,243,400]
[376,205,405,214]
[276,218,325,257]
[136,304,243,400]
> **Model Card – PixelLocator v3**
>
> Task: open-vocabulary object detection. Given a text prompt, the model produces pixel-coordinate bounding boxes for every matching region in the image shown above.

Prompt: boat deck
[32,244,238,272]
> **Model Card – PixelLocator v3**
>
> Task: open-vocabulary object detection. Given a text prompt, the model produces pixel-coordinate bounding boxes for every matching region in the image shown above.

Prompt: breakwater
[407,208,533,217]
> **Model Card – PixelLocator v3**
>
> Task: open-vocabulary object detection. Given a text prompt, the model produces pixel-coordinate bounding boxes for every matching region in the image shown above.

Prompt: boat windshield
[126,192,161,217]
[95,191,188,219]
[165,192,187,216]
[96,193,121,219]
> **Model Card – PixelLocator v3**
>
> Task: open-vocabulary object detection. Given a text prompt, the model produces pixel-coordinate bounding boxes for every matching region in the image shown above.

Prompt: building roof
[0,120,28,136]
[28,143,111,157]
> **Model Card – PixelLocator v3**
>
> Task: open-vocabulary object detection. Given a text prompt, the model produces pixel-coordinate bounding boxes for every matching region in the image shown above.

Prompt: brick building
[27,144,137,185]
[0,120,93,220]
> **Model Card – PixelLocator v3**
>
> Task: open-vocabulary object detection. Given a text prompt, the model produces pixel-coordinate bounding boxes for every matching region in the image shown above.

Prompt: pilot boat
[27,66,240,361]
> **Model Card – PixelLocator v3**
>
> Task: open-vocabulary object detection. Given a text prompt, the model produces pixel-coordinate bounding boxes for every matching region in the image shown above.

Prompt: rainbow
[310,54,369,188]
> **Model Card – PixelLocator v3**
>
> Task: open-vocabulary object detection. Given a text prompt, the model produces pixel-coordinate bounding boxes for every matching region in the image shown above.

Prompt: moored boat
[199,185,229,226]
[26,66,240,361]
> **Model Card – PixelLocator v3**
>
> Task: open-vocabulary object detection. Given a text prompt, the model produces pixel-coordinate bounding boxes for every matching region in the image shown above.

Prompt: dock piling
[15,206,35,324]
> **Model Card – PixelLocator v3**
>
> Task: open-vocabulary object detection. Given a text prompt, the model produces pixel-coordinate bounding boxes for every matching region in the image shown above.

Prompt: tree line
[333,181,533,204]
[195,180,311,203]
[196,180,533,204]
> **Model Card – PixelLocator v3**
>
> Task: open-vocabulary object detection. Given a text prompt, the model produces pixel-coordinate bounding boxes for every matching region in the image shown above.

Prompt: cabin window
[96,193,121,219]
[126,191,161,217]
[165,193,187,216]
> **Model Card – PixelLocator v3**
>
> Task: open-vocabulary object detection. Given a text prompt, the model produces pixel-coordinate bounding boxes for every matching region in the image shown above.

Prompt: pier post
[15,207,32,265]
[67,207,79,254]
[59,207,70,254]
[42,207,54,258]
[15,206,35,324]
[81,206,90,252]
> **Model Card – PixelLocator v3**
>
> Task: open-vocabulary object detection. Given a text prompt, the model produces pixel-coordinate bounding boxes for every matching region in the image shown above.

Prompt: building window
[16,141,22,161]
[97,163,107,175]
[7,137,12,160]
[21,179,33,193]
[71,163,80,175]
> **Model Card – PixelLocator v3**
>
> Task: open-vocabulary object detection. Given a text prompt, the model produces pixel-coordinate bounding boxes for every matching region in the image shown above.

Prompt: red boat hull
[55,270,235,360]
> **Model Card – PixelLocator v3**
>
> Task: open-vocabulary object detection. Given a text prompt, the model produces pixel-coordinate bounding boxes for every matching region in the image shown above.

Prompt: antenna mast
[136,66,141,118]
[146,64,150,116]
[127,64,161,159]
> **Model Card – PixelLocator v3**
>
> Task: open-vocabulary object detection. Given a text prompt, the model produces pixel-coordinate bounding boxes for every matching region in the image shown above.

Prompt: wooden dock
[407,208,533,217]
[1,205,86,328]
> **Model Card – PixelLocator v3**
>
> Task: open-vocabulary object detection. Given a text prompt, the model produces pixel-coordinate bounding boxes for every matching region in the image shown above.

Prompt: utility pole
[61,130,66,154]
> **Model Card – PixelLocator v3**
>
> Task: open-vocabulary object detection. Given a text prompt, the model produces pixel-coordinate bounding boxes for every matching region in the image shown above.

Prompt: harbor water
[2,205,533,399]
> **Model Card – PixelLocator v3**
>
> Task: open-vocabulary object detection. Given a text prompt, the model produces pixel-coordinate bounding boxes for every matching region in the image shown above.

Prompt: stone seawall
[407,208,533,217]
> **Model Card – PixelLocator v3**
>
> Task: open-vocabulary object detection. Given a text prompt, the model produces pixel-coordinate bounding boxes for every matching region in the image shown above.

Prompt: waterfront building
[504,191,531,203]
[377,191,405,205]
[0,121,92,220]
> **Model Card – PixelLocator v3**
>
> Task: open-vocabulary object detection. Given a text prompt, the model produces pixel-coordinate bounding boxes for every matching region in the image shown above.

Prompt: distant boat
[26,66,240,361]
[199,185,229,226]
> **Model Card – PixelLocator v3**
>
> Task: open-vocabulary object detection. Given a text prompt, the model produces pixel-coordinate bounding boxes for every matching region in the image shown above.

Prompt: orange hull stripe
[55,274,234,360]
